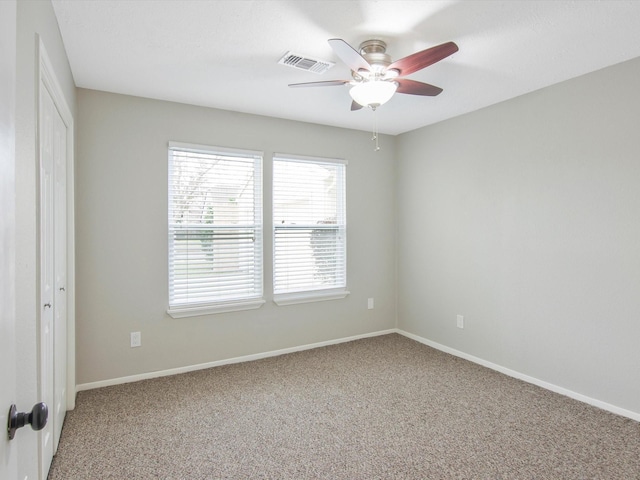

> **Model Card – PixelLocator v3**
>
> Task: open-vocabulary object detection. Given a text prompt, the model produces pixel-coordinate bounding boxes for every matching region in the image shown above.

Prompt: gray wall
[397,57,640,414]
[15,0,77,478]
[75,47,640,417]
[75,89,397,385]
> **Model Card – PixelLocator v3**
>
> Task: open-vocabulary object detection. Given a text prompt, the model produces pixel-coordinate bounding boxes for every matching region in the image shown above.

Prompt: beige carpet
[49,334,639,479]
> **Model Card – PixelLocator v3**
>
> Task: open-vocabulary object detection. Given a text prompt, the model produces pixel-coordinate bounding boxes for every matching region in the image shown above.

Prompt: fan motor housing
[359,39,392,71]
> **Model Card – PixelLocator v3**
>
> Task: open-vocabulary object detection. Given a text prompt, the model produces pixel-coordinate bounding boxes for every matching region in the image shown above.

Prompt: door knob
[7,402,48,440]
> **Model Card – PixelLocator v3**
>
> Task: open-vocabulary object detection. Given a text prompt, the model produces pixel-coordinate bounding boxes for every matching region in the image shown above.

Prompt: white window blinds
[273,154,347,296]
[168,142,263,309]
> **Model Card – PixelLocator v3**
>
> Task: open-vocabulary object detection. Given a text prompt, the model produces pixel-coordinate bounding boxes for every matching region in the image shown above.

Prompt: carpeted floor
[49,334,639,479]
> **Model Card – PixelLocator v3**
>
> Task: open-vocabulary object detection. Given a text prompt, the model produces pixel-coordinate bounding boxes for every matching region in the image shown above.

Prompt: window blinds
[168,143,263,307]
[273,154,346,295]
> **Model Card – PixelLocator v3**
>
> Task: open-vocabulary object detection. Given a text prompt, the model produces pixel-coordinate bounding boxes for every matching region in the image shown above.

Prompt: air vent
[278,51,335,75]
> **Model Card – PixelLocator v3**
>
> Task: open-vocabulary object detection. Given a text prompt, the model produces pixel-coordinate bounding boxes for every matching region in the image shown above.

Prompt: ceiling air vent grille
[278,51,335,74]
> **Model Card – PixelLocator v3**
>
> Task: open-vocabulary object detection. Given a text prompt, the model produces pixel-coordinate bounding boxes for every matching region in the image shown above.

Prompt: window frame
[167,141,265,318]
[272,153,349,306]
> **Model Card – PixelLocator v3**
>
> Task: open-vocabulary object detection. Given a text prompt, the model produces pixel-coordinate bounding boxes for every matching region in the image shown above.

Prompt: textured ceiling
[52,0,640,135]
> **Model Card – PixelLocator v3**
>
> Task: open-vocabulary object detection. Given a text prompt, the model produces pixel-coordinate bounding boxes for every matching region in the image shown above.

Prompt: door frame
[36,35,76,416]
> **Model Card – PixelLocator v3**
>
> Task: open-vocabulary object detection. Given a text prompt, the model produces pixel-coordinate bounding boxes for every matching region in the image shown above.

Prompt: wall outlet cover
[130,331,141,347]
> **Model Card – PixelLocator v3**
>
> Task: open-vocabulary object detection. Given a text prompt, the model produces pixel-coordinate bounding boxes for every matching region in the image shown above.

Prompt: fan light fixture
[288,37,459,151]
[349,80,397,108]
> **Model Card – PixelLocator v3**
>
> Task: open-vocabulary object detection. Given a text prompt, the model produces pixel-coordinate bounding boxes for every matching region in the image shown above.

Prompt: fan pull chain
[371,106,380,151]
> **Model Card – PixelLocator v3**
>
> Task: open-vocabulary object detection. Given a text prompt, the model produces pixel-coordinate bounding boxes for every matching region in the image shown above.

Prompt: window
[273,154,348,305]
[168,142,264,317]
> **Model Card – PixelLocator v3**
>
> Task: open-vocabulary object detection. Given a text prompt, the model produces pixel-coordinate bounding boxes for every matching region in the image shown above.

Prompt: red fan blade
[289,80,350,88]
[396,79,443,96]
[350,100,363,111]
[387,41,458,76]
[328,38,372,73]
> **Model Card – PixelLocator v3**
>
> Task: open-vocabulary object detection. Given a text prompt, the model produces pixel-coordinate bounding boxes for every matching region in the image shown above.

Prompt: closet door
[39,75,68,478]
[39,77,56,479]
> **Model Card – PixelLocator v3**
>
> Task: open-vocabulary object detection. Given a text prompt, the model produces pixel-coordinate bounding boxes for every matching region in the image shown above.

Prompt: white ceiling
[52,0,640,136]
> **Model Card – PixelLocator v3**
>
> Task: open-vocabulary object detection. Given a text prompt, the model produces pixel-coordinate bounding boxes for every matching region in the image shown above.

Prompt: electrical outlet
[456,315,464,329]
[367,298,374,310]
[130,331,141,347]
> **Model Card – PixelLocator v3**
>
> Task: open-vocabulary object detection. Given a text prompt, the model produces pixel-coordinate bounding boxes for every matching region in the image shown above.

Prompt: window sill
[167,298,266,318]
[273,289,350,306]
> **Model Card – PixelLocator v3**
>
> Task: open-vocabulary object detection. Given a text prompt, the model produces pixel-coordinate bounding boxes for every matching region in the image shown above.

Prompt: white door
[53,88,68,451]
[39,79,57,479]
[38,39,74,479]
[1,0,18,478]
[39,77,69,479]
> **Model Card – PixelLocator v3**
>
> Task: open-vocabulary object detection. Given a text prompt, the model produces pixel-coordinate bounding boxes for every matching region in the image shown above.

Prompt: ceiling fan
[289,38,458,110]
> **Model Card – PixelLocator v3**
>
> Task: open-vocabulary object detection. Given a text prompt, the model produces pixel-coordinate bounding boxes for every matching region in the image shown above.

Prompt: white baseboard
[76,329,397,392]
[397,329,640,423]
